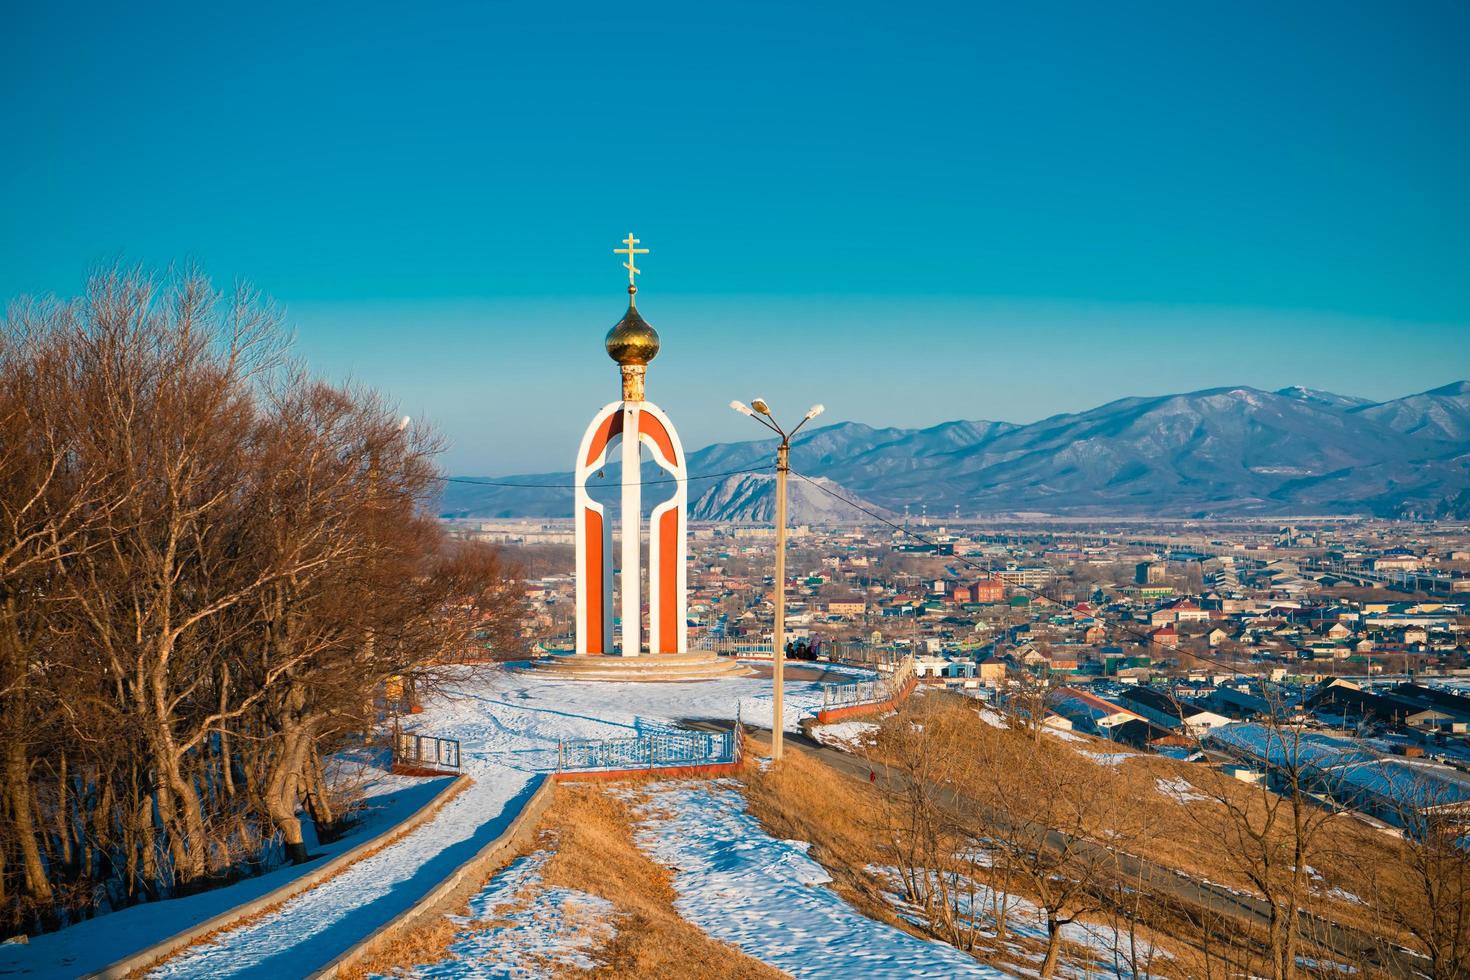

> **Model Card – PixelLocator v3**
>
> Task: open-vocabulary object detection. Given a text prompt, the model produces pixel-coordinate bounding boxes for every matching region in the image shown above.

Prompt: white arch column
[573,400,687,658]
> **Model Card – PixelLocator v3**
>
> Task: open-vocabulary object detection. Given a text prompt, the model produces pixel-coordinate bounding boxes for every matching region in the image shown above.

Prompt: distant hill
[438,381,1470,520]
[689,473,892,524]
[1347,380,1470,442]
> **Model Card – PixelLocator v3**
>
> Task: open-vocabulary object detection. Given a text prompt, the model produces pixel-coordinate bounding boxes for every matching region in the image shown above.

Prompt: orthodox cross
[613,233,648,286]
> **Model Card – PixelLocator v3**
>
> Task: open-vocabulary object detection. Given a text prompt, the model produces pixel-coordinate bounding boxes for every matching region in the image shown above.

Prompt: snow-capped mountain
[688,473,893,524]
[1348,380,1470,442]
[440,381,1470,519]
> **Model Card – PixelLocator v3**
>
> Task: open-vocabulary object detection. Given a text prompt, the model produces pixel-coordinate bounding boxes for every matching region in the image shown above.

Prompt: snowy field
[626,780,1007,979]
[865,864,1170,979]
[383,848,618,980]
[4,662,834,979]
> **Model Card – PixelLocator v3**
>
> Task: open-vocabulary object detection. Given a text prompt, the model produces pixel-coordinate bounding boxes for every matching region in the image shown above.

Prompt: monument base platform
[529,650,753,682]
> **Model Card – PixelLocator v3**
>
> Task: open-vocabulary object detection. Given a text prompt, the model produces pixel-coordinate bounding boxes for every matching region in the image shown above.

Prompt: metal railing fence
[692,636,906,669]
[395,731,462,770]
[819,654,916,711]
[557,730,735,772]
[558,708,743,773]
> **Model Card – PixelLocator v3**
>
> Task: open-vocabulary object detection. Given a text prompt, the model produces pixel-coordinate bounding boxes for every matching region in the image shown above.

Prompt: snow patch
[976,708,1009,730]
[376,849,616,979]
[813,720,880,751]
[627,781,1004,978]
[1155,776,1206,803]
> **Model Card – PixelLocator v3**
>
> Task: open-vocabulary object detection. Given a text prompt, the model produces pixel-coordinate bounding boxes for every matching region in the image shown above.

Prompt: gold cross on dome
[613,233,649,286]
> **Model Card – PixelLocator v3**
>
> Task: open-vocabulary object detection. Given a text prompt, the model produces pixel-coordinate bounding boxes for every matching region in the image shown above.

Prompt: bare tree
[971,728,1137,977]
[1185,689,1341,980]
[0,265,526,936]
[1006,662,1062,745]
[1360,765,1470,979]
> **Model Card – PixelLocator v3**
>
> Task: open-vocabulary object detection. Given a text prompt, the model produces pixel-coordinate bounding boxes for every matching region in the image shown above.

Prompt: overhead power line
[438,464,773,491]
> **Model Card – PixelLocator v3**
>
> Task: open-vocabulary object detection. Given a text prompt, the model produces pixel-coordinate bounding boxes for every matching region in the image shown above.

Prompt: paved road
[684,718,1423,978]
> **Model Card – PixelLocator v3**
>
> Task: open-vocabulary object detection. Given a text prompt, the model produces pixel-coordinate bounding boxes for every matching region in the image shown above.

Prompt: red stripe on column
[639,412,678,466]
[585,412,624,466]
[586,508,604,654]
[658,507,678,652]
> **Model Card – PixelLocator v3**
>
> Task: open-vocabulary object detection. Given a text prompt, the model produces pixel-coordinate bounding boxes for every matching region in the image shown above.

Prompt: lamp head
[397,415,412,433]
[805,404,825,420]
[751,398,771,416]
[729,400,754,417]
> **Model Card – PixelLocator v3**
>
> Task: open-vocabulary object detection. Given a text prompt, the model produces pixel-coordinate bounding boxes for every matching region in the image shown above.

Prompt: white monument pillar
[573,235,687,658]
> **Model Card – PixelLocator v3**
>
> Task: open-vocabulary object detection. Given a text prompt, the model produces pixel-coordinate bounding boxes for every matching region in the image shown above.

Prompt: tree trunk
[1039,914,1063,978]
[265,728,311,864]
[55,752,73,879]
[218,664,236,798]
[134,786,158,901]
[0,596,53,907]
[4,729,53,906]
[149,663,208,886]
[304,745,335,832]
[1267,903,1291,980]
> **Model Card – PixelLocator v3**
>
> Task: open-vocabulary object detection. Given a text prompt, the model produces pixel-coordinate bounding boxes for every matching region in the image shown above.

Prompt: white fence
[557,726,739,773]
[692,636,776,657]
[819,655,916,712]
[693,637,907,669]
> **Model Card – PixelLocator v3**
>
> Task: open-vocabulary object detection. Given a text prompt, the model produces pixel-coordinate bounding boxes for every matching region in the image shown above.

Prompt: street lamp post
[730,398,824,762]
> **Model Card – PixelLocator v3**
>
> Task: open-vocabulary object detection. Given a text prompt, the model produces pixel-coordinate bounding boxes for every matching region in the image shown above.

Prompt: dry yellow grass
[737,727,1230,977]
[538,781,786,979]
[344,779,786,980]
[738,741,915,933]
[847,694,1420,969]
[338,915,462,980]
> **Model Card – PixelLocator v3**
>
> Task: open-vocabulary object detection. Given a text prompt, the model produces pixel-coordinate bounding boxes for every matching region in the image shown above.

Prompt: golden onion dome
[604,288,660,366]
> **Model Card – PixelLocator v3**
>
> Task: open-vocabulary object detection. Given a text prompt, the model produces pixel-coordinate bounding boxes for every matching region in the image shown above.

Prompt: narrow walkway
[0,777,450,980]
[135,665,828,978]
[146,772,540,979]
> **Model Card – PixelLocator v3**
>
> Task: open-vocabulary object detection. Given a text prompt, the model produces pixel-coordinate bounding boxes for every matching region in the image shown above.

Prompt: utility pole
[731,398,823,763]
[773,438,788,754]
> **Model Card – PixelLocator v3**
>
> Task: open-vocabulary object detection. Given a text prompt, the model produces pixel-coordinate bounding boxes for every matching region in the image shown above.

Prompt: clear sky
[4,0,1468,474]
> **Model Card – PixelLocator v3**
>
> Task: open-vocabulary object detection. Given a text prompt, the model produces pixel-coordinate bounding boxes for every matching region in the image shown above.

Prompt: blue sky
[4,0,1468,473]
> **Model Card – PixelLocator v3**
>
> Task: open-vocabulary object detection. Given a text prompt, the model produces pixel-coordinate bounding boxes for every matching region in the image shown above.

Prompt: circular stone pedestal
[529,650,754,682]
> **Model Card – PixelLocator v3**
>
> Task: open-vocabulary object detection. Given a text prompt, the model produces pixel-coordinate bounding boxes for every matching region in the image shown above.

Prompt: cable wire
[437,464,773,490]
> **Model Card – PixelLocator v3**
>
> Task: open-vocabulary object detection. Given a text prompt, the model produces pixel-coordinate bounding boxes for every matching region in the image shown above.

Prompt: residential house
[1114,686,1233,737]
[1051,687,1147,736]
[1148,624,1179,648]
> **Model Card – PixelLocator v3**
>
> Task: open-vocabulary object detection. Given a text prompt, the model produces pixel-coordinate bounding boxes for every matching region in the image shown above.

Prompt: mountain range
[439,381,1470,521]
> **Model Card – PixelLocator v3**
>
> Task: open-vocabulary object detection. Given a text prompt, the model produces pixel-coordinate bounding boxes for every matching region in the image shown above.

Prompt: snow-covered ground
[865,862,1170,979]
[812,719,881,751]
[0,770,450,980]
[380,848,618,980]
[1155,776,1206,803]
[977,707,1009,729]
[626,780,1006,979]
[6,662,834,979]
